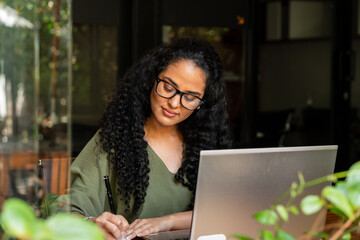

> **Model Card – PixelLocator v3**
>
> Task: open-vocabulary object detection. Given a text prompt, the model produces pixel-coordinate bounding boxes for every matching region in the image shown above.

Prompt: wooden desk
[325,211,360,240]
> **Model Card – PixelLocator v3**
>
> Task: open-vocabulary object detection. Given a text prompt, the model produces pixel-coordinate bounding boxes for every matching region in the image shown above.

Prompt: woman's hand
[93,212,129,240]
[123,216,171,239]
[123,211,192,239]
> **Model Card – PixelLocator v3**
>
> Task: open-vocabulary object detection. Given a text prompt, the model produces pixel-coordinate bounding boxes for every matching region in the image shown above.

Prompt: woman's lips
[162,107,178,117]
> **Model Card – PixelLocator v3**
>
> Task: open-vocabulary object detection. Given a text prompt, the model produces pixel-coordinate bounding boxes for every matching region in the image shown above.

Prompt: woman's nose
[168,94,181,108]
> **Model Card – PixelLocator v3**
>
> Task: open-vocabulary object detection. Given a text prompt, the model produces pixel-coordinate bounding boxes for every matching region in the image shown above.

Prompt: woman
[70,38,232,240]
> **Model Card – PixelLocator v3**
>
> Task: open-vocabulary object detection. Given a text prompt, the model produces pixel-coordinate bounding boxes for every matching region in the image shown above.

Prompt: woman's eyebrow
[187,90,201,96]
[163,76,202,96]
[164,77,178,87]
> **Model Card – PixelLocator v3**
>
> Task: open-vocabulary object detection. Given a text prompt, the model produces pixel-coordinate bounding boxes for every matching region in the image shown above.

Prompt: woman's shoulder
[72,130,107,167]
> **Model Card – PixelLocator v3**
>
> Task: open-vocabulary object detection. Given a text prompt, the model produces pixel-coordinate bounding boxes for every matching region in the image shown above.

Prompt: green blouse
[70,132,192,222]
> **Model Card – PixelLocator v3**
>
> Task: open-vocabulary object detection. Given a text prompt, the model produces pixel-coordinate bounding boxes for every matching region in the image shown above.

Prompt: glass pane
[289,1,332,39]
[72,24,117,156]
[259,41,332,147]
[358,0,360,35]
[266,1,282,41]
[0,0,72,214]
[352,40,360,166]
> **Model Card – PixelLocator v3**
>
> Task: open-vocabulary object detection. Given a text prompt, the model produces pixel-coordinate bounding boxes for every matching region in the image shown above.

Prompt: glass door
[0,0,72,212]
[258,0,333,149]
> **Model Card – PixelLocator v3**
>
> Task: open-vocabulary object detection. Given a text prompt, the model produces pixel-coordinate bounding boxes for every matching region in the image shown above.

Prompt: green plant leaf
[275,230,296,240]
[300,195,325,215]
[290,182,298,198]
[41,194,59,217]
[339,232,351,240]
[33,219,52,240]
[304,231,328,239]
[335,181,349,197]
[287,205,299,215]
[231,234,254,240]
[42,194,70,216]
[258,230,275,240]
[328,206,347,220]
[275,205,288,222]
[347,184,360,208]
[322,186,354,218]
[298,172,305,185]
[0,198,37,239]
[296,172,305,195]
[288,206,299,215]
[346,161,360,187]
[46,213,104,240]
[254,210,278,226]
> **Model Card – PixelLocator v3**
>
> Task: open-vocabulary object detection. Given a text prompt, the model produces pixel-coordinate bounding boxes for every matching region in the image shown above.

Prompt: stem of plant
[328,208,360,240]
[273,171,348,206]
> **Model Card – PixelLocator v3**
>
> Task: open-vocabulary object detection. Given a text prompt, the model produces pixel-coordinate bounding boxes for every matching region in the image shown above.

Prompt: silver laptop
[144,145,337,240]
[190,145,337,240]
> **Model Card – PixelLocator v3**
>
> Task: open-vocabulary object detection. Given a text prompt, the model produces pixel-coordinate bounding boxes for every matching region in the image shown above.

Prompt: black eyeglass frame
[155,77,205,111]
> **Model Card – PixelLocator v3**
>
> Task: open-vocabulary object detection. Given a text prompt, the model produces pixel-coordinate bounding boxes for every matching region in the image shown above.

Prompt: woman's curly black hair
[99,38,233,214]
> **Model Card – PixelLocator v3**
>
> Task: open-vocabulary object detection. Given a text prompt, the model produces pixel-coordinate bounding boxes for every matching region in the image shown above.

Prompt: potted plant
[233,161,360,240]
[0,198,104,240]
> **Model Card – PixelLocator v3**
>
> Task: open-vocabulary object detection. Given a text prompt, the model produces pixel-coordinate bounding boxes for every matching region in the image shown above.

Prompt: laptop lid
[190,145,337,240]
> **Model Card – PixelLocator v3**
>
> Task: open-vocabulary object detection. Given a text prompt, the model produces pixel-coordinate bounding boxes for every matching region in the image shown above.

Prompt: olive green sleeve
[70,132,109,217]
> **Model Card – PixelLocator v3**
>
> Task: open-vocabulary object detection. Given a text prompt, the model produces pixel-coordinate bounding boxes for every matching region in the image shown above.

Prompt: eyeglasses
[155,77,205,111]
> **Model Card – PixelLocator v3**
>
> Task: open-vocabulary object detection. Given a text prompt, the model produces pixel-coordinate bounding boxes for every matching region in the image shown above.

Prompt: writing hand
[93,212,129,240]
[123,216,171,239]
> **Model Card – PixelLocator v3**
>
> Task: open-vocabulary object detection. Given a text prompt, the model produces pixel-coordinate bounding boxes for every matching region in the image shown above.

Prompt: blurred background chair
[38,153,72,216]
[38,153,71,196]
[255,109,295,147]
[0,151,71,215]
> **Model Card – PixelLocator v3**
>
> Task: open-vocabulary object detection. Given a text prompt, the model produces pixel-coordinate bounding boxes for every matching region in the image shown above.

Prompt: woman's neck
[144,115,184,174]
[144,116,182,142]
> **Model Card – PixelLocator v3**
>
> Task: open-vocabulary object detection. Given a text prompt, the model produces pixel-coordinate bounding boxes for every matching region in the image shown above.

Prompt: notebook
[144,145,338,240]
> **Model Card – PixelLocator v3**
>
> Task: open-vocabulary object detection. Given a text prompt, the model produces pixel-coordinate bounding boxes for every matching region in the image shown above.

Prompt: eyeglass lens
[156,80,201,110]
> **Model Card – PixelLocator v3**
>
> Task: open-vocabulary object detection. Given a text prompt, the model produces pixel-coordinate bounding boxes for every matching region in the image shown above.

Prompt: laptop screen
[190,145,337,240]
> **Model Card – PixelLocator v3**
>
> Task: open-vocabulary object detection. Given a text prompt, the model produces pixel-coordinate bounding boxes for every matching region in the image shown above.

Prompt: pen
[104,175,116,214]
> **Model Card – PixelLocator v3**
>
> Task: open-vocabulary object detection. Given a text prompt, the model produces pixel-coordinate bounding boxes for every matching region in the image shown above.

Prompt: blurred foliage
[0,198,104,240]
[233,161,360,240]
[40,193,70,217]
[0,0,70,144]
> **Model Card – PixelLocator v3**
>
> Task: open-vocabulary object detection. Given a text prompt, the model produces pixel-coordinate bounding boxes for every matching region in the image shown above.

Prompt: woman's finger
[125,219,161,239]
[116,215,130,231]
[94,212,129,239]
[126,219,142,232]
[130,222,154,238]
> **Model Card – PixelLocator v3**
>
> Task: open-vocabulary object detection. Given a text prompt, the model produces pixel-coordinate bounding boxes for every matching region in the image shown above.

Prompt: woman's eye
[163,84,174,92]
[184,95,196,102]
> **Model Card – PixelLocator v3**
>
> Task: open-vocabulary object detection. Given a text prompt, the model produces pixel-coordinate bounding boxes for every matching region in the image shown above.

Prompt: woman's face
[149,59,206,128]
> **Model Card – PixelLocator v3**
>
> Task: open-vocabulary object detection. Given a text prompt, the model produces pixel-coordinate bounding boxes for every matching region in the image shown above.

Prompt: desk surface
[325,211,360,240]
[138,212,360,240]
[141,229,190,240]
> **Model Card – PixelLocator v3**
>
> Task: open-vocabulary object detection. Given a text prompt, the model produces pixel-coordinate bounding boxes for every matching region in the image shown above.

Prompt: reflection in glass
[266,1,282,41]
[71,24,118,155]
[289,1,332,39]
[0,0,72,214]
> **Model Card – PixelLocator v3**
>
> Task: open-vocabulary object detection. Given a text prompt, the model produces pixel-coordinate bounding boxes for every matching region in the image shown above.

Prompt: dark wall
[72,0,120,25]
[162,0,248,28]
